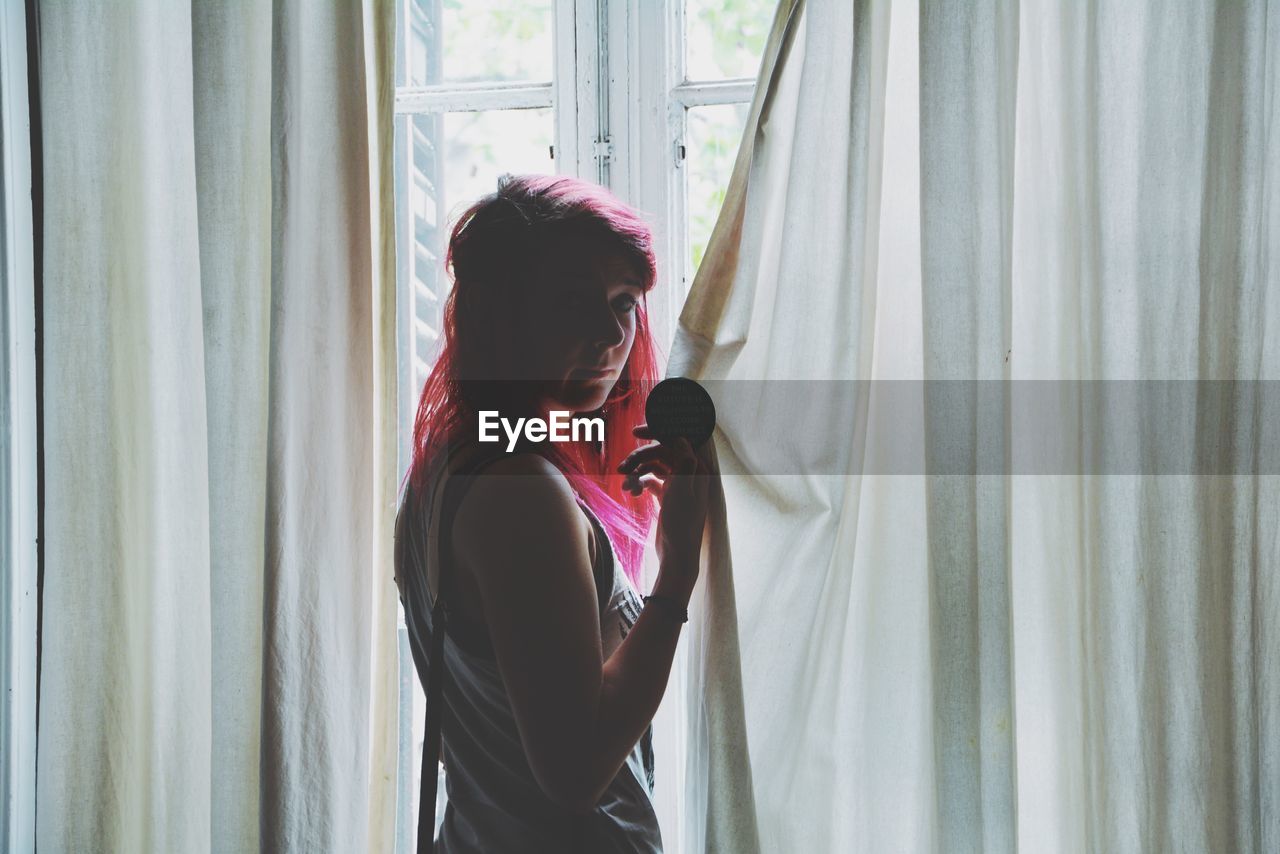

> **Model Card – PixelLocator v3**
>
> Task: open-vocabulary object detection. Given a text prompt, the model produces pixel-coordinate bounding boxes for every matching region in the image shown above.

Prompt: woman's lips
[572,367,614,379]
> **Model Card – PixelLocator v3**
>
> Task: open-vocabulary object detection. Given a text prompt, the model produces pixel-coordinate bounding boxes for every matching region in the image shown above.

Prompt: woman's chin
[552,383,611,414]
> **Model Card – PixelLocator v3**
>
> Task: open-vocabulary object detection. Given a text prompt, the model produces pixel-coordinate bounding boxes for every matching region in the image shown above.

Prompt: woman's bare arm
[451,452,694,813]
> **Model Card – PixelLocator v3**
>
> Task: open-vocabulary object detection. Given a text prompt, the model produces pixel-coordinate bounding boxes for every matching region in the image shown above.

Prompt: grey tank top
[395,441,663,853]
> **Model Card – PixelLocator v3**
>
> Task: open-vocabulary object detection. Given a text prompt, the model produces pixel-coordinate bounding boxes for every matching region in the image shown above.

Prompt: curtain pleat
[362,2,401,851]
[191,4,273,851]
[36,0,398,850]
[918,1,1019,850]
[260,1,383,849]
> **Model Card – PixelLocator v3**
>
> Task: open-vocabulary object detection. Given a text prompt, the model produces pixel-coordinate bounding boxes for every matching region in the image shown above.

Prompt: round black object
[645,377,716,448]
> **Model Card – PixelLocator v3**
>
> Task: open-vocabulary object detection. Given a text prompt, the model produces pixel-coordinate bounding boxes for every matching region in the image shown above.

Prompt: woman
[394,174,717,852]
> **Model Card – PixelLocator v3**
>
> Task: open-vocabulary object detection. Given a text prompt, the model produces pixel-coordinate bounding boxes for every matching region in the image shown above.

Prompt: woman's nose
[586,300,626,349]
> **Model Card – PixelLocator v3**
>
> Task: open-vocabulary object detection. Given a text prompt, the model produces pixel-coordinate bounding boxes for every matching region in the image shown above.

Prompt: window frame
[392,0,760,369]
[619,0,758,353]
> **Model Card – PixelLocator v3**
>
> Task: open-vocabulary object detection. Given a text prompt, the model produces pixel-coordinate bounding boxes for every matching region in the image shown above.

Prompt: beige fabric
[36,1,397,851]
[1008,2,1279,851]
[665,0,1277,851]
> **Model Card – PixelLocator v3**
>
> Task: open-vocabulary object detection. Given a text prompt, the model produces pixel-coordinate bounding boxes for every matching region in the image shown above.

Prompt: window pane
[441,109,555,224]
[686,103,750,284]
[398,0,553,86]
[684,0,774,82]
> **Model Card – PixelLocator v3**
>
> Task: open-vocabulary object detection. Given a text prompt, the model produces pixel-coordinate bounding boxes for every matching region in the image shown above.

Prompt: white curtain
[662,0,1278,851]
[35,1,399,851]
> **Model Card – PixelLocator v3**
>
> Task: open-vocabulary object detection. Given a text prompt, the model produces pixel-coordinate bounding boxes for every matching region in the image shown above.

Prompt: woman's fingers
[637,473,665,499]
[622,471,665,498]
[621,470,655,491]
[618,435,702,474]
[624,459,674,481]
[617,442,673,474]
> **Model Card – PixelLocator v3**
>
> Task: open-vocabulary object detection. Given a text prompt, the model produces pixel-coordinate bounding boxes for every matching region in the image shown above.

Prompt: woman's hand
[617,425,717,571]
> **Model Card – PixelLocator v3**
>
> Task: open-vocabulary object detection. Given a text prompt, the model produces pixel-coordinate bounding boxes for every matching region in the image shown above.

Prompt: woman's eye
[614,296,638,314]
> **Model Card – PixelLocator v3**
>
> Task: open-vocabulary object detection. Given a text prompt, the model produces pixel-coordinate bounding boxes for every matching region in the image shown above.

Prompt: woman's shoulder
[471,450,562,479]
[434,437,553,476]
[450,450,592,560]
[449,456,603,648]
[442,445,573,501]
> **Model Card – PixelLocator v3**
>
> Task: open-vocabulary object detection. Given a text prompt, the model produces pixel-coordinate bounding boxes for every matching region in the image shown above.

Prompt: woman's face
[510,242,646,416]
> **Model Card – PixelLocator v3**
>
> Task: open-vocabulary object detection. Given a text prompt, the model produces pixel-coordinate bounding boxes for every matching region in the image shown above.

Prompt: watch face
[645,377,717,448]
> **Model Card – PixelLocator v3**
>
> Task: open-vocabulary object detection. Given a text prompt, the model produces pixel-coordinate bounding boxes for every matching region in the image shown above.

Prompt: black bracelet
[642,594,689,624]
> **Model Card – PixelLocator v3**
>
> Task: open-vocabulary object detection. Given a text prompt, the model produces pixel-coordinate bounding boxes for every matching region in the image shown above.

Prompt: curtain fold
[36,1,397,851]
[918,1,1019,849]
[191,4,272,850]
[670,0,1277,851]
[668,0,896,850]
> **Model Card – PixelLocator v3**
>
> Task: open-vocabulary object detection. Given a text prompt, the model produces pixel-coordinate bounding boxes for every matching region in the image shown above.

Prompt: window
[391,1,773,846]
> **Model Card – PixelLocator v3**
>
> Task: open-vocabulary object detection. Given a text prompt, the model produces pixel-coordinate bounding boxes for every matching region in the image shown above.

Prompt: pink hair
[403,174,664,588]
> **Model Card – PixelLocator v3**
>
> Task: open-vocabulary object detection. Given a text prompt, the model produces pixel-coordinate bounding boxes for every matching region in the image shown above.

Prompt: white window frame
[392,0,759,363]
[391,3,760,849]
[1,0,38,851]
[609,1,758,353]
